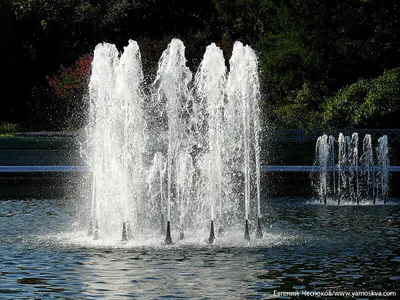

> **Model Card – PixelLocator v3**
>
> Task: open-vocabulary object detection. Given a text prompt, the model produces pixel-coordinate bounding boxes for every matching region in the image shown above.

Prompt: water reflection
[77,248,267,298]
[0,198,399,298]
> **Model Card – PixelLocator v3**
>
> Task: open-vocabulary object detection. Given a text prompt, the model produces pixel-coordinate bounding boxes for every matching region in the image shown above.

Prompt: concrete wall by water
[0,136,86,199]
[0,150,83,166]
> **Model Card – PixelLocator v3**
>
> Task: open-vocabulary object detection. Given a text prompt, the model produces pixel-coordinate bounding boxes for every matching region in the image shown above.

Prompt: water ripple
[0,198,399,298]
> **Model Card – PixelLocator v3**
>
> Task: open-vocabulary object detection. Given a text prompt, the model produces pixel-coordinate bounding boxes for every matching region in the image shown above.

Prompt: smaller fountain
[315,133,390,204]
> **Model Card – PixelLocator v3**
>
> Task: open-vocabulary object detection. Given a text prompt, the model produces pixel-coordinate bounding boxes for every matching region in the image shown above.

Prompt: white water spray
[87,41,147,239]
[377,135,390,204]
[193,43,226,230]
[85,38,263,243]
[225,42,261,236]
[315,133,390,204]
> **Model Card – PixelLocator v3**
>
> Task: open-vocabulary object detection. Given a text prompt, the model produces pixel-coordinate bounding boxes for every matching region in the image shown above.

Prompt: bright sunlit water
[1,198,399,298]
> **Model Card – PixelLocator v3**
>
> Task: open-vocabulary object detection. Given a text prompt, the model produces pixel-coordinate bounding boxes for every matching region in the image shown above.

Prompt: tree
[1,0,222,129]
[323,68,400,128]
[213,0,400,129]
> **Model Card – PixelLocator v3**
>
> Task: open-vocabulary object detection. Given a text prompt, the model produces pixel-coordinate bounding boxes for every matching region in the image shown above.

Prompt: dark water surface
[0,198,399,299]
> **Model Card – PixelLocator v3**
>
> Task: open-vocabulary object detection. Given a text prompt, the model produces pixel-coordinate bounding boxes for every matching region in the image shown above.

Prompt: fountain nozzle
[165,221,173,245]
[244,219,250,241]
[208,220,215,244]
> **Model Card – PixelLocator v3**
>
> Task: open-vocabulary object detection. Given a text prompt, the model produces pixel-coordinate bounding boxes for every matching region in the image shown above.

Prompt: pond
[0,198,399,299]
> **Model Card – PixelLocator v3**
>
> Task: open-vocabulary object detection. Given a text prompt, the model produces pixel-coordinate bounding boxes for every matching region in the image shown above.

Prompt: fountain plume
[85,39,262,243]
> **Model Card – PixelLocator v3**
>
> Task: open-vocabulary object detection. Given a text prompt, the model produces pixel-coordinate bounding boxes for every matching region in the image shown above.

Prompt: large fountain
[83,39,262,243]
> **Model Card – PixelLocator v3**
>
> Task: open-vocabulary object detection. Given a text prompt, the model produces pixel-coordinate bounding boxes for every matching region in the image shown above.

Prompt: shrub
[323,68,400,128]
[46,53,93,130]
[273,81,327,129]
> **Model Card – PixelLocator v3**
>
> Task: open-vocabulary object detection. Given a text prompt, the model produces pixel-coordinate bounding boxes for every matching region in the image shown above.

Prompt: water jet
[121,222,128,241]
[88,218,93,237]
[93,220,100,240]
[256,217,263,239]
[84,38,262,243]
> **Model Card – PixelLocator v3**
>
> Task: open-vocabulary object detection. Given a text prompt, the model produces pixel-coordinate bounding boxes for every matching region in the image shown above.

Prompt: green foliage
[323,78,372,128]
[1,0,221,128]
[357,68,400,125]
[323,68,400,128]
[0,123,17,136]
[273,82,326,129]
[214,0,400,129]
[2,0,400,130]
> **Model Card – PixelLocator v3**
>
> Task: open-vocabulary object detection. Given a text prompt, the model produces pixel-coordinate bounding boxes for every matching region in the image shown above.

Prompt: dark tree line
[214,0,400,129]
[1,0,400,130]
[0,0,221,129]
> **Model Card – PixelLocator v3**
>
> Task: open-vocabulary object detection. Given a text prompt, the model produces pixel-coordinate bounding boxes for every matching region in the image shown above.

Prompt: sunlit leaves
[323,68,400,128]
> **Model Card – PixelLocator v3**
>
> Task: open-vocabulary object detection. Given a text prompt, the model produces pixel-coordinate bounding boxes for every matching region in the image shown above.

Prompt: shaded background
[1,0,400,131]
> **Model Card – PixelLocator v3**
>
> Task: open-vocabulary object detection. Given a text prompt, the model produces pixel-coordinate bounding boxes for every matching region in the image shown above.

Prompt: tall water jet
[88,41,147,240]
[115,40,147,240]
[337,133,347,203]
[86,40,147,240]
[147,152,167,233]
[176,151,194,240]
[246,47,263,239]
[87,42,118,239]
[193,43,226,243]
[377,135,390,204]
[349,133,359,203]
[360,134,375,202]
[345,135,352,199]
[315,134,329,204]
[225,42,262,240]
[328,135,336,198]
[152,39,192,244]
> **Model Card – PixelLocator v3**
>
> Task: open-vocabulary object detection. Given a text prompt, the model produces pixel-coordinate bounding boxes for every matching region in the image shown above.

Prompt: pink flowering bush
[46,53,93,130]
